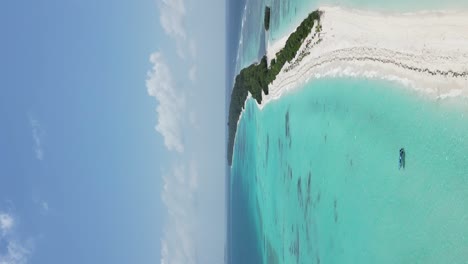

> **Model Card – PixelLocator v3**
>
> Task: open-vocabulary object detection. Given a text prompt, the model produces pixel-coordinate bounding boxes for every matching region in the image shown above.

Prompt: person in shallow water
[399,148,406,169]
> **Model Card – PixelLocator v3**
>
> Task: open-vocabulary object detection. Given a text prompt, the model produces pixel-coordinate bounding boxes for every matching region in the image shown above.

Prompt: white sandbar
[261,6,468,109]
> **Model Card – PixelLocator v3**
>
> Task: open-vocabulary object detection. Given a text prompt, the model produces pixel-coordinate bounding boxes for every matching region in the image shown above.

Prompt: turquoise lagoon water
[229,78,468,263]
[227,0,468,263]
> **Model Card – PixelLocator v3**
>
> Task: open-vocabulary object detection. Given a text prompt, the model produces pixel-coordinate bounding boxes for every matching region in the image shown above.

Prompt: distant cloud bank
[160,162,199,264]
[146,52,186,153]
[158,0,197,61]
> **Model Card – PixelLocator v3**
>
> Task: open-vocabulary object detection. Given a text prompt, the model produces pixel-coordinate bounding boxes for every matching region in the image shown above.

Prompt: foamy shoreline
[259,6,468,109]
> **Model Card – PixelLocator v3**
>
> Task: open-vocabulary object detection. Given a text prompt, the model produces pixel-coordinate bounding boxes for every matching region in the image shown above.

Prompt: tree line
[228,10,322,165]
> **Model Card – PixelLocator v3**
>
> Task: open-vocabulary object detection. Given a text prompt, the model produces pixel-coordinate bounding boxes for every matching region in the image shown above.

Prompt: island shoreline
[229,6,468,165]
[260,6,468,109]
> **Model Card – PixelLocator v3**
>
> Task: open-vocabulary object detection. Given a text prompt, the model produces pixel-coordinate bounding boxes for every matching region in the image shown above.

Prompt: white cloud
[0,212,31,264]
[0,241,30,264]
[158,0,197,59]
[160,162,199,264]
[188,65,197,83]
[0,213,13,235]
[159,0,186,40]
[29,117,44,161]
[146,52,186,153]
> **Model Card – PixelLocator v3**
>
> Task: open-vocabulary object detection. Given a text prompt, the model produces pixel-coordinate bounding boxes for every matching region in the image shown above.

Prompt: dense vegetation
[264,6,271,31]
[228,10,322,165]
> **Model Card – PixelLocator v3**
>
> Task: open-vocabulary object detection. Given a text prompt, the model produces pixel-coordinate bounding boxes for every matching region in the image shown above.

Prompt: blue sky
[0,0,225,263]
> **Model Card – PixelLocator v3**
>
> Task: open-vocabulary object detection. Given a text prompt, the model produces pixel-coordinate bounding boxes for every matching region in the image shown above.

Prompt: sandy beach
[261,6,468,108]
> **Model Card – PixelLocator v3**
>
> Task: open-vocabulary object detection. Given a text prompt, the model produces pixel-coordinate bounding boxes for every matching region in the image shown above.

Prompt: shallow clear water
[228,0,468,263]
[230,78,468,263]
